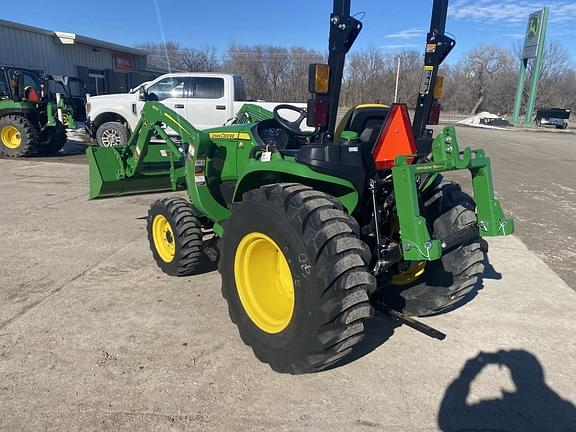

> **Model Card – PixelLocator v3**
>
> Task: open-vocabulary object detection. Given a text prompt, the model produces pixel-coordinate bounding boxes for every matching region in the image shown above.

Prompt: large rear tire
[40,122,67,155]
[220,183,375,374]
[0,115,38,157]
[381,176,486,316]
[147,197,206,276]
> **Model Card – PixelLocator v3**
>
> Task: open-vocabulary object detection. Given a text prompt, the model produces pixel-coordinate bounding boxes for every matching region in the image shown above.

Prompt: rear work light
[308,64,330,94]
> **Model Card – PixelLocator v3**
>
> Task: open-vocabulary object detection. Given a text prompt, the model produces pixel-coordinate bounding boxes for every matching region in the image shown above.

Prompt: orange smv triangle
[372,103,417,170]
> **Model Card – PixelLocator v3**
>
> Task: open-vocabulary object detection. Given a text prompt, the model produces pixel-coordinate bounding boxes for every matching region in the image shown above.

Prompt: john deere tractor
[87,0,514,373]
[0,66,75,157]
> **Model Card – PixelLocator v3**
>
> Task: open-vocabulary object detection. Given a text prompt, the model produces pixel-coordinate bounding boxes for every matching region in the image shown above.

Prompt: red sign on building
[113,52,132,71]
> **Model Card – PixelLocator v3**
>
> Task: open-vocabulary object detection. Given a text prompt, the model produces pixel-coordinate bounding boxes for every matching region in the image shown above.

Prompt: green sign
[512,7,549,126]
[527,16,539,38]
[523,9,544,59]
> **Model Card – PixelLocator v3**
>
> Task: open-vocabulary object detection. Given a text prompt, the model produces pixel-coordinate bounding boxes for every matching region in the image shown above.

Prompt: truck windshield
[129,81,149,94]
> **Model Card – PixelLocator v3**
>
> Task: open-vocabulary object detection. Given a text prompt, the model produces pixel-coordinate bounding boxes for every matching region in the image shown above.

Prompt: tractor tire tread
[382,176,486,316]
[147,197,206,276]
[220,182,375,373]
[40,122,67,155]
[0,115,38,157]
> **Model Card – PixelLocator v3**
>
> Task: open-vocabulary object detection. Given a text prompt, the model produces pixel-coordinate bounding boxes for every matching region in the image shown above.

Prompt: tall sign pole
[511,7,549,126]
[511,59,528,124]
[524,7,549,126]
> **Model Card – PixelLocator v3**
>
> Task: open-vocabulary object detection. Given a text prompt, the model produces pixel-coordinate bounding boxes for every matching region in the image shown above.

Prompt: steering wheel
[273,104,318,137]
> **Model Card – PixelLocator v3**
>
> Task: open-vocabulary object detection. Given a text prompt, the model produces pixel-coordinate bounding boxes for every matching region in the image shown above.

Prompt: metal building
[0,19,160,95]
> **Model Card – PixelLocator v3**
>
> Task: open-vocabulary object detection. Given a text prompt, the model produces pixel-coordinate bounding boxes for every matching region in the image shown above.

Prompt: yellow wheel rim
[234,232,295,334]
[152,214,176,263]
[391,261,426,286]
[1,126,22,149]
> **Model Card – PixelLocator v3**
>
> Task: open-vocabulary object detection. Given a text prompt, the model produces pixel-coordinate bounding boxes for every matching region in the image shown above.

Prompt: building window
[88,71,105,96]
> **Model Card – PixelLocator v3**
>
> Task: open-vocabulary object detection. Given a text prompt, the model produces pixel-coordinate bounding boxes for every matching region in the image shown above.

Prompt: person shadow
[438,350,576,432]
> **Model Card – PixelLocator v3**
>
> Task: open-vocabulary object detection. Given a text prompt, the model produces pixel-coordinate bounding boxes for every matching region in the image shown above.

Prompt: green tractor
[87,0,513,373]
[0,66,75,157]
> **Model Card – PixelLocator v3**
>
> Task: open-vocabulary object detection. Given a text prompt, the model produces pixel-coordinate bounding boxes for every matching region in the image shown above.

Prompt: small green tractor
[87,0,513,373]
[0,66,75,157]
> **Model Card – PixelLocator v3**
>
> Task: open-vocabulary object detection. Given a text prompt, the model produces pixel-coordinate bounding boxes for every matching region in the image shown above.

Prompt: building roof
[0,19,146,57]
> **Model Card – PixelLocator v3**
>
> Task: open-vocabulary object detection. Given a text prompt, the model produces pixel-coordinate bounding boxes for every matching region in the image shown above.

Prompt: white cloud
[502,33,524,39]
[385,27,425,39]
[448,0,576,25]
[381,43,419,50]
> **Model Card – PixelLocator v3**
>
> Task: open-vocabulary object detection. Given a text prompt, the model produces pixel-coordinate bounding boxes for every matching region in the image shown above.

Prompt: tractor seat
[24,86,40,103]
[359,127,380,151]
[336,104,390,152]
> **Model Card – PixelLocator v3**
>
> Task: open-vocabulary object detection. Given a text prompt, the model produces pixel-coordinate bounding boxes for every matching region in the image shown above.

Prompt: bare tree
[134,39,574,118]
[461,45,513,114]
[530,41,574,110]
[223,44,324,102]
[137,42,221,72]
[395,51,423,106]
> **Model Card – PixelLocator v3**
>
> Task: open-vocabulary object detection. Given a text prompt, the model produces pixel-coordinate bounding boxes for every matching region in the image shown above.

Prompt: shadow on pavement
[39,138,89,157]
[438,350,576,432]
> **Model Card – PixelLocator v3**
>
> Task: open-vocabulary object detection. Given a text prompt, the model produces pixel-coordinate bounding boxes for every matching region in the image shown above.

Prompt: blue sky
[4,0,576,63]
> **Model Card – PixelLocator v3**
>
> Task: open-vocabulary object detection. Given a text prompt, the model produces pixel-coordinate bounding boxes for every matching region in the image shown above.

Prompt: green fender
[232,157,359,214]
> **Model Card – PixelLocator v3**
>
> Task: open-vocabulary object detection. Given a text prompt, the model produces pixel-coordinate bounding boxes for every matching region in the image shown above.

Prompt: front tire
[97,121,128,147]
[0,115,38,157]
[220,183,375,374]
[381,177,486,316]
[147,197,206,276]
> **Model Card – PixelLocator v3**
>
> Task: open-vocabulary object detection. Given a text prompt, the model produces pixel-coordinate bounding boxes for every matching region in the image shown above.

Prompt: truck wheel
[97,121,128,147]
[40,122,67,154]
[0,115,38,157]
[220,183,375,374]
[147,197,206,276]
[382,177,486,316]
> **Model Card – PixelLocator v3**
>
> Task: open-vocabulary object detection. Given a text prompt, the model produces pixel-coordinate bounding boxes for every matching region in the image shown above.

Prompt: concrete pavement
[0,157,575,431]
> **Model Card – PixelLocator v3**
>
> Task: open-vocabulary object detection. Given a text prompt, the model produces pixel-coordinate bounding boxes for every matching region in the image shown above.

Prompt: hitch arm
[392,127,514,261]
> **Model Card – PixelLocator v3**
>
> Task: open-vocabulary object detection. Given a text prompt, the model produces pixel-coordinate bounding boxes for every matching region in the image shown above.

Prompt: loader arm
[122,102,199,178]
[87,102,201,199]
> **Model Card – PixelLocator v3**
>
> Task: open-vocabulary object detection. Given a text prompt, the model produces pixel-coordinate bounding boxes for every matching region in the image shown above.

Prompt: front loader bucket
[87,146,179,199]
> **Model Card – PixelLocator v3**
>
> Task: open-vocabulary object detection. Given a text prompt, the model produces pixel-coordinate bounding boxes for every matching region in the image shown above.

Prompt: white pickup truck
[85,72,305,146]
